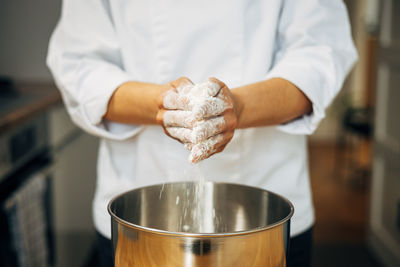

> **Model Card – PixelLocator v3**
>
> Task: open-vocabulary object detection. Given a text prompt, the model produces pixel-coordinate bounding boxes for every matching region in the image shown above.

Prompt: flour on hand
[163,111,196,128]
[163,91,192,110]
[162,78,230,163]
[192,116,225,143]
[166,127,193,143]
[189,134,223,163]
[166,116,225,144]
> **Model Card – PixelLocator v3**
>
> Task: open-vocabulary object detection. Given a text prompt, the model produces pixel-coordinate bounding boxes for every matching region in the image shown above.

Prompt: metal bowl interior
[108,181,293,235]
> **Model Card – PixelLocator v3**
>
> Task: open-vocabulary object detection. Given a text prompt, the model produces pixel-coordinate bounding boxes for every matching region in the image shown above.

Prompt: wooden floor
[309,142,370,243]
[308,142,381,267]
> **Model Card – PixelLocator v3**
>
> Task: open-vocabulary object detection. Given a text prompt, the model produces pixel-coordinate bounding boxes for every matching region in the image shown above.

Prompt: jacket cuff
[265,63,327,135]
[73,65,143,140]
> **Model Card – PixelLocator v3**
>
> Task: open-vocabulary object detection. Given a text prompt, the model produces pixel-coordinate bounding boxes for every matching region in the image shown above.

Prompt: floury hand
[157,77,238,163]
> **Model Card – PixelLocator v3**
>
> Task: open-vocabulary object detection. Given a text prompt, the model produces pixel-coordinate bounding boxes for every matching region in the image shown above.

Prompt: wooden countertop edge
[0,84,63,133]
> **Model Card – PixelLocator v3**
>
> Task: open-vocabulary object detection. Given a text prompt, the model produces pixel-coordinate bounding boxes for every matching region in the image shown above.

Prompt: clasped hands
[157,77,238,163]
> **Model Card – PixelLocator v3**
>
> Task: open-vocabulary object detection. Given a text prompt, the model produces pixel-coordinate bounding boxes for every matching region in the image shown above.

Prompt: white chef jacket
[47,0,357,239]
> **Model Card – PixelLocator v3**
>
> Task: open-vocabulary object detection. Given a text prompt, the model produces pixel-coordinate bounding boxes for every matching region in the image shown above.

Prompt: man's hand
[156,77,238,163]
[156,76,194,142]
[186,78,237,163]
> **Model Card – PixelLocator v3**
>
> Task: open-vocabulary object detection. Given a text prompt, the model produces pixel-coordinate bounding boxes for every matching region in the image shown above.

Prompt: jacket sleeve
[266,0,358,135]
[47,0,142,140]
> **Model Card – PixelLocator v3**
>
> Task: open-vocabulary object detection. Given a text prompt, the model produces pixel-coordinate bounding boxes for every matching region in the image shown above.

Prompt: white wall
[0,0,61,82]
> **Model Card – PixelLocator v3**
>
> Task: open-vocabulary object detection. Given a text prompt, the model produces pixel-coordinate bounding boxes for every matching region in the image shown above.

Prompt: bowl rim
[107,181,294,237]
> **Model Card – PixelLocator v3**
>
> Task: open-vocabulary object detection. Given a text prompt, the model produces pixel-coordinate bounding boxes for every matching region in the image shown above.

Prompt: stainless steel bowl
[108,181,294,267]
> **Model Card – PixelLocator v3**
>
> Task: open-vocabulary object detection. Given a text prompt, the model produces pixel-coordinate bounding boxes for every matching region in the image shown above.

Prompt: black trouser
[96,228,313,267]
[287,228,313,267]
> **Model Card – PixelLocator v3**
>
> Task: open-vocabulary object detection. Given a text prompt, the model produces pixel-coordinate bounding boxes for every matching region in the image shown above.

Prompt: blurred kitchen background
[0,0,399,266]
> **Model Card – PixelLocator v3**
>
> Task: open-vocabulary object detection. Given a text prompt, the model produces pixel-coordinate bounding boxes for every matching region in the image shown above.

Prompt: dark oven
[0,113,54,267]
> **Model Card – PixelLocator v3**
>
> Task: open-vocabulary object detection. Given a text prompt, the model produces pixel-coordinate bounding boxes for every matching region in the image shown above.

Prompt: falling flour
[176,164,219,233]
